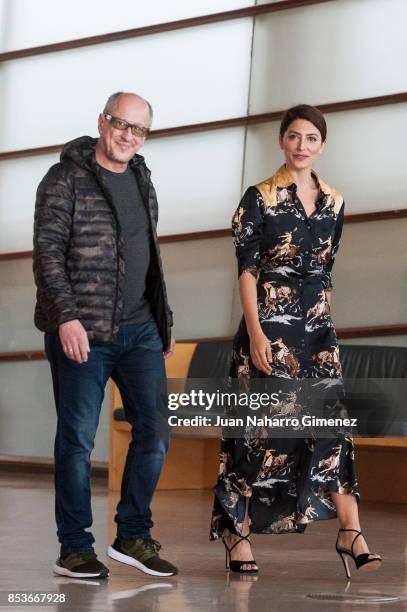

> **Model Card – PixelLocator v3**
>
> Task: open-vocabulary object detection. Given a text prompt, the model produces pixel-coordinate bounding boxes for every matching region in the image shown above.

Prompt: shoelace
[125,538,162,556]
[143,538,162,555]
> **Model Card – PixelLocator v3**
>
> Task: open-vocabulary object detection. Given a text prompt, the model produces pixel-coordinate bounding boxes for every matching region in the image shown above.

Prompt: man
[33,92,177,578]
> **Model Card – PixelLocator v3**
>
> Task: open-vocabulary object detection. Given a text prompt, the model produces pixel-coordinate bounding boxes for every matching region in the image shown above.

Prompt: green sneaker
[53,547,109,579]
[107,537,178,577]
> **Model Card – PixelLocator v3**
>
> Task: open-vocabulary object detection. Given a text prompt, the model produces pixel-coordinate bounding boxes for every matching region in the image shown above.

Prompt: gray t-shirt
[101,165,152,324]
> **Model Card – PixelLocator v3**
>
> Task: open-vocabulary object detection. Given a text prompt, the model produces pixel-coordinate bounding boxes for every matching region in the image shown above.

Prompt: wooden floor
[1,471,406,611]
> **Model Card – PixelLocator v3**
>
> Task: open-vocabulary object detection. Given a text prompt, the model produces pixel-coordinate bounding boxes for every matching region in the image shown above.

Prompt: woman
[210,104,381,579]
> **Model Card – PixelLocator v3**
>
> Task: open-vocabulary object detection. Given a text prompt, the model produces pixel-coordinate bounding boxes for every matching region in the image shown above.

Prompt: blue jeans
[45,320,170,553]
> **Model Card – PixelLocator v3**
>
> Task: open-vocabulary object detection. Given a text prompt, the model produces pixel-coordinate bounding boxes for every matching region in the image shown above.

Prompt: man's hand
[164,336,176,360]
[59,319,90,363]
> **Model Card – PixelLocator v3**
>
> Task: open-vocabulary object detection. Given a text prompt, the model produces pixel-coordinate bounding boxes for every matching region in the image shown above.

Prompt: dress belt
[258,270,324,285]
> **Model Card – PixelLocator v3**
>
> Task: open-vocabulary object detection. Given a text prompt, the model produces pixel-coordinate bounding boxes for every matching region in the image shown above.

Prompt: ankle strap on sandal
[223,533,251,555]
[338,529,363,556]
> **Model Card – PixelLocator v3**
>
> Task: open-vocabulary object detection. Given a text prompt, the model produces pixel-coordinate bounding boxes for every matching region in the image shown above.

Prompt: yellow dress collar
[255,163,343,213]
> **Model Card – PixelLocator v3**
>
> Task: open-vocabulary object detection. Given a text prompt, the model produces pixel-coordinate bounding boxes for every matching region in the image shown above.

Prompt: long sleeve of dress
[321,200,345,290]
[232,186,265,279]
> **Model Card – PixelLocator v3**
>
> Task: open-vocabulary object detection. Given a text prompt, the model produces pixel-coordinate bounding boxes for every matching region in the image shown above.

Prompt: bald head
[103,92,153,127]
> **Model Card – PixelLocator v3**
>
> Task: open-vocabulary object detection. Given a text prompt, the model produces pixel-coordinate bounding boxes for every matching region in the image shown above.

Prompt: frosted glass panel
[331,219,407,328]
[0,0,251,52]
[0,259,40,352]
[161,238,236,340]
[0,127,245,251]
[0,153,60,252]
[243,104,407,214]
[0,360,109,460]
[0,19,252,151]
[250,0,407,113]
[143,127,245,234]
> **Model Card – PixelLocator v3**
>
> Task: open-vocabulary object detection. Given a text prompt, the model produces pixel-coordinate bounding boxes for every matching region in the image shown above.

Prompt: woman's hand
[249,330,273,375]
[238,271,272,374]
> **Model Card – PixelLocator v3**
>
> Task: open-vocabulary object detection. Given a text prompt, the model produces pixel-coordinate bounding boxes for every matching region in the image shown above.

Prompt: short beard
[107,149,131,165]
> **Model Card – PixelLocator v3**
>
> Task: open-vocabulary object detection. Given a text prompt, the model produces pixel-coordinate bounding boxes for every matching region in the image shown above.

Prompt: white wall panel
[161,238,236,340]
[0,153,59,252]
[144,127,245,234]
[0,361,109,460]
[0,127,245,251]
[0,259,40,352]
[250,0,407,114]
[0,0,251,52]
[331,219,407,328]
[0,19,252,151]
[243,104,407,213]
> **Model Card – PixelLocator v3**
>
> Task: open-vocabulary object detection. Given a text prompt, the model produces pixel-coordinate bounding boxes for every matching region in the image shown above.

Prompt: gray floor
[0,471,406,611]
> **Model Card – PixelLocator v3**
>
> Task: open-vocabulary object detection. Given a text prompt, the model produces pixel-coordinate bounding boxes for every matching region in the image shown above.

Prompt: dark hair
[279,104,327,142]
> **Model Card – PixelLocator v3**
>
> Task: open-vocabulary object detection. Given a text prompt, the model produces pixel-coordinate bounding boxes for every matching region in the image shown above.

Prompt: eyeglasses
[103,113,150,138]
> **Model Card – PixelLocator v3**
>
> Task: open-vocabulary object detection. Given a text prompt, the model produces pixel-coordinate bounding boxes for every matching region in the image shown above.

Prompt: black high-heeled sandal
[336,528,382,580]
[222,533,259,574]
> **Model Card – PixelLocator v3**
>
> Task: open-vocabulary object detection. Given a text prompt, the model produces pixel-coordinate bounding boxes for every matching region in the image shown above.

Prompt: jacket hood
[60,136,144,171]
[60,136,97,171]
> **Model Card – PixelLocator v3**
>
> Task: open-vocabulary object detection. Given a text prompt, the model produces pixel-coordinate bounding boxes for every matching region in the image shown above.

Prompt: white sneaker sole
[107,546,176,577]
[53,564,108,579]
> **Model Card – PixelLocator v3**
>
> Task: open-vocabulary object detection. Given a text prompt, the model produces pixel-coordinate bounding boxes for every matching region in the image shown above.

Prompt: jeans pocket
[142,320,163,351]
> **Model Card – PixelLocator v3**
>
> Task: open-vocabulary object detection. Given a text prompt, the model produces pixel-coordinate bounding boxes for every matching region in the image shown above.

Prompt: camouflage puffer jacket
[33,136,173,348]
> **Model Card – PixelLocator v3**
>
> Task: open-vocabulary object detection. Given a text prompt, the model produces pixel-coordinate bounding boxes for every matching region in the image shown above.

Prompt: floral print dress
[210,164,360,539]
